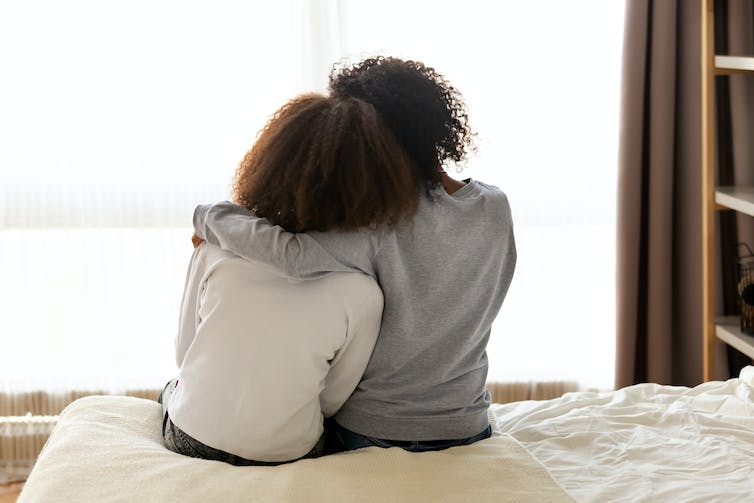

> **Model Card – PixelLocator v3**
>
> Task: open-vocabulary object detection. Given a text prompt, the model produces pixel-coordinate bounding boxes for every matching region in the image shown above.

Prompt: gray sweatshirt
[193,179,516,440]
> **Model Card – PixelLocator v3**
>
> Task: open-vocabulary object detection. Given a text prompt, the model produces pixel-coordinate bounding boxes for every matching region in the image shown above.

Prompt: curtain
[617,0,754,388]
[0,1,302,389]
[293,0,348,92]
[616,0,702,387]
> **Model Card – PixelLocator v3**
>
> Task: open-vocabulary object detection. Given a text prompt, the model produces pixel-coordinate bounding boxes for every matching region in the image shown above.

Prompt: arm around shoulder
[193,201,365,278]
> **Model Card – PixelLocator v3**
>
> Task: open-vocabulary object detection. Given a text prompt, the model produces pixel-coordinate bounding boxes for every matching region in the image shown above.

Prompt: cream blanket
[19,396,572,503]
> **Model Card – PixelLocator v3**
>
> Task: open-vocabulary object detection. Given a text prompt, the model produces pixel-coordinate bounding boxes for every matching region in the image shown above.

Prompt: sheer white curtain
[0,0,303,389]
[1,0,623,391]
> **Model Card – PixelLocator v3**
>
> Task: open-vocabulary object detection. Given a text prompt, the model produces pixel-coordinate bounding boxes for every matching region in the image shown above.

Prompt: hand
[191,233,204,248]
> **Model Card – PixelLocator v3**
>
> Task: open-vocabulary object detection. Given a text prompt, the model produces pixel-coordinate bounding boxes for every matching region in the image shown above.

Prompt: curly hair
[329,56,474,188]
[232,93,421,233]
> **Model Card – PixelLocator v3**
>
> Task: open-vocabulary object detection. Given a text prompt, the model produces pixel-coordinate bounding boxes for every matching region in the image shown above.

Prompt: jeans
[326,418,493,453]
[158,379,324,466]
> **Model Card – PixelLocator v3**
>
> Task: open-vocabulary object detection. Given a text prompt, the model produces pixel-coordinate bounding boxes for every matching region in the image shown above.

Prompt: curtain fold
[616,0,702,387]
[617,0,754,388]
[292,0,349,92]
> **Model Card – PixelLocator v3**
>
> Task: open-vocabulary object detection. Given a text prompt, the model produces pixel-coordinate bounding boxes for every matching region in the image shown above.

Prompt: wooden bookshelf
[715,317,754,360]
[714,55,754,74]
[702,1,754,380]
[715,187,754,216]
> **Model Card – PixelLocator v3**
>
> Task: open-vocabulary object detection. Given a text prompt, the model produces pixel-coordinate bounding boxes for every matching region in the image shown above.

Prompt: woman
[192,57,517,452]
[160,93,421,465]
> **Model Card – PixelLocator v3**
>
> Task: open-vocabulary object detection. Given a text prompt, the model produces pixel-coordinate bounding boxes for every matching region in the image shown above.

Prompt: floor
[0,483,23,503]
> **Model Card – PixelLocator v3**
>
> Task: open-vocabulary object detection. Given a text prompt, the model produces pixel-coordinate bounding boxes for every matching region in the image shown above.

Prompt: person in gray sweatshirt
[193,56,516,452]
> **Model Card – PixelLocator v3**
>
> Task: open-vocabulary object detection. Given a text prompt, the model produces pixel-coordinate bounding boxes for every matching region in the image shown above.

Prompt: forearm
[193,202,377,278]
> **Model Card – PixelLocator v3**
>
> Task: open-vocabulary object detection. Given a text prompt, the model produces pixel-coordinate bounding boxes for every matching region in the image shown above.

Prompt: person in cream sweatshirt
[161,92,423,464]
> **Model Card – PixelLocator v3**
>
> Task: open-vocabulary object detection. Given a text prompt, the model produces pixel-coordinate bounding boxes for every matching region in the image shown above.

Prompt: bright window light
[0,0,624,391]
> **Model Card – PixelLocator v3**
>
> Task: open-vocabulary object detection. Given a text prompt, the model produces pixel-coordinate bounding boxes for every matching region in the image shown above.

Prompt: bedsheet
[492,366,754,502]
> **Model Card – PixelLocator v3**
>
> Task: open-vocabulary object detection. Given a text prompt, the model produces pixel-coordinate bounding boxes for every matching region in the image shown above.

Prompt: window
[0,0,301,388]
[1,0,624,391]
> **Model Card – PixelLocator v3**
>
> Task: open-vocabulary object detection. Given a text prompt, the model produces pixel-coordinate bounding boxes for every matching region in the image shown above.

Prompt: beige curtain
[617,0,701,388]
[617,0,754,388]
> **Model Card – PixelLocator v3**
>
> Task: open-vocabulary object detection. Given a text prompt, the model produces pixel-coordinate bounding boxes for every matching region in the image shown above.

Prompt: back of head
[328,56,474,188]
[233,93,421,232]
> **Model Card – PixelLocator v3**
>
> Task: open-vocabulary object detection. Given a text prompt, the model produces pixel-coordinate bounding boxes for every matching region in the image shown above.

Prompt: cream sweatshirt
[168,243,382,461]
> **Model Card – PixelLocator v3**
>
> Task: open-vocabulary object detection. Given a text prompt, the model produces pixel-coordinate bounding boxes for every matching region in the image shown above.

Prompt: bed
[18,367,754,502]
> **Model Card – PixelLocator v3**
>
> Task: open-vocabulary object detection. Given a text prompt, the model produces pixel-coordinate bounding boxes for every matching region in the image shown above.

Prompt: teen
[161,93,421,464]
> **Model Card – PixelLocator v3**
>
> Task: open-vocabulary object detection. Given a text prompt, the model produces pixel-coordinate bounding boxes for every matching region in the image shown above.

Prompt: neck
[441,172,467,195]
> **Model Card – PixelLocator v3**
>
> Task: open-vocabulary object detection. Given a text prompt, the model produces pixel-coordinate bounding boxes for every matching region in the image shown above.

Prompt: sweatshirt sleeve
[320,282,383,417]
[193,201,378,279]
[175,245,208,368]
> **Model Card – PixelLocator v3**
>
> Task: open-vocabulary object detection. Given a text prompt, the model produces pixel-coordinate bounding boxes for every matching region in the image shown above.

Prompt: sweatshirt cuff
[192,204,211,240]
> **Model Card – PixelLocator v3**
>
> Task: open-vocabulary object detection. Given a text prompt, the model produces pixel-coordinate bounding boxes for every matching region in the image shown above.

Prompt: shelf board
[715,186,754,216]
[715,55,754,74]
[716,317,754,360]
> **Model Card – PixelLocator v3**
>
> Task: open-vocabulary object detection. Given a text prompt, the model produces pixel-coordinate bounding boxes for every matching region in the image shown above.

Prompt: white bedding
[18,396,571,503]
[492,366,754,502]
[19,368,754,502]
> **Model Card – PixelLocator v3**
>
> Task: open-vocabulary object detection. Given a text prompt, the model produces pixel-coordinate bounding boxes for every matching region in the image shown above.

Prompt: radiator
[0,381,577,483]
[486,380,580,404]
[0,389,160,417]
[0,388,161,484]
[0,415,57,484]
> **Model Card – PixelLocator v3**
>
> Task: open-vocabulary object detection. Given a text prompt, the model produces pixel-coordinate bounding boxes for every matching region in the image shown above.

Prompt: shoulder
[326,272,384,314]
[470,179,510,203]
[325,271,382,298]
[199,243,284,284]
[334,273,383,341]
[471,180,513,219]
[200,242,247,271]
[449,179,513,222]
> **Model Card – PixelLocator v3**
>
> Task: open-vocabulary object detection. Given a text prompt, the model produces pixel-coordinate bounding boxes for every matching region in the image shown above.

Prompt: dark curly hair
[329,56,474,188]
[232,93,420,233]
